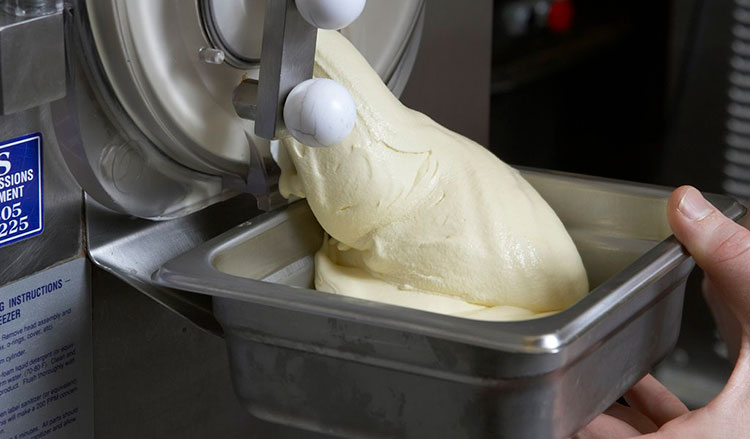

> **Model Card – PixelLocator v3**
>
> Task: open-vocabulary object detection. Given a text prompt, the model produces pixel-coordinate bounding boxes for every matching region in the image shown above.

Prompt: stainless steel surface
[84,0,256,177]
[91,269,254,439]
[228,78,286,211]
[199,0,264,69]
[0,11,65,115]
[155,170,744,438]
[2,0,60,17]
[254,0,316,140]
[84,193,268,336]
[59,1,426,219]
[229,77,286,211]
[0,1,488,437]
[53,5,232,219]
[221,143,286,212]
[233,78,260,121]
[400,0,492,146]
[0,86,83,436]
[92,268,333,439]
[0,105,83,286]
[53,0,439,332]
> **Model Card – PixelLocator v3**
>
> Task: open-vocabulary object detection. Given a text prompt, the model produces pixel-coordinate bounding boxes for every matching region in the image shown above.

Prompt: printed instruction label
[0,258,93,439]
[0,133,43,248]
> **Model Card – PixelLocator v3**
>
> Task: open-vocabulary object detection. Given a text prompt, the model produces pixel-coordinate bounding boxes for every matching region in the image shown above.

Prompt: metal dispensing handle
[234,0,365,147]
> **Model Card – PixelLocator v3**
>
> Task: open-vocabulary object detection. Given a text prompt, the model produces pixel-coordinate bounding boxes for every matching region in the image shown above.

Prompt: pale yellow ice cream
[277,30,588,320]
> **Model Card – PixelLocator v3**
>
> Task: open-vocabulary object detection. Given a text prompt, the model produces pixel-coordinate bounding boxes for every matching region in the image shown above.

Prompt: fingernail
[678,187,713,221]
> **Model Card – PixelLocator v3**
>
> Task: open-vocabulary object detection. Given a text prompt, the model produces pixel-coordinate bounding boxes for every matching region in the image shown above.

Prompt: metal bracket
[85,193,265,337]
[0,10,65,115]
[253,0,317,139]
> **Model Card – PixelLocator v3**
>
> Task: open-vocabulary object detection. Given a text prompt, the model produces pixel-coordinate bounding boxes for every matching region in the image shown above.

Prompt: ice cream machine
[0,0,492,437]
[0,0,736,438]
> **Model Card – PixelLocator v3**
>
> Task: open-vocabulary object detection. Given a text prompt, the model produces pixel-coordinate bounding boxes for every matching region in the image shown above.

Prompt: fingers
[604,403,658,434]
[703,277,742,364]
[712,340,750,404]
[623,375,688,427]
[573,413,642,439]
[667,186,750,327]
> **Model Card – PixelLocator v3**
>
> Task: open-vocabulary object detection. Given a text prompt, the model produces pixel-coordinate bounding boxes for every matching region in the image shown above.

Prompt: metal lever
[226,1,315,210]
[228,0,365,210]
[254,0,317,140]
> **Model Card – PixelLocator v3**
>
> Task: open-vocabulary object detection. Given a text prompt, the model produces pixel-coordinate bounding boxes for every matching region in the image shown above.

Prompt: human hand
[574,186,750,438]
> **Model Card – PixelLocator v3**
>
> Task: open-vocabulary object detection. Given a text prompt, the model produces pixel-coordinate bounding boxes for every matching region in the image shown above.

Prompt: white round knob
[295,0,366,30]
[283,78,356,148]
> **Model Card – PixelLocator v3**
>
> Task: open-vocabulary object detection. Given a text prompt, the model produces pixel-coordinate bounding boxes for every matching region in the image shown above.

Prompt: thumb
[667,186,750,327]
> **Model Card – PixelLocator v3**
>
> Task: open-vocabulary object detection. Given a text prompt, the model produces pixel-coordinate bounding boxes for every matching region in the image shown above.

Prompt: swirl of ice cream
[277,30,588,320]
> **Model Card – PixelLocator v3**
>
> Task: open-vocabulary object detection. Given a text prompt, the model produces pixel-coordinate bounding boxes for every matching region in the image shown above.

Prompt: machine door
[55,0,424,219]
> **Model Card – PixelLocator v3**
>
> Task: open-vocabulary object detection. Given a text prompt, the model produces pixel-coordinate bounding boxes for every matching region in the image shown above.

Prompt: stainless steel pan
[154,169,745,439]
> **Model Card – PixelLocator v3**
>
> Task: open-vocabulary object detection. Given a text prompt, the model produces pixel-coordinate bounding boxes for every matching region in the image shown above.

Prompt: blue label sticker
[0,133,43,247]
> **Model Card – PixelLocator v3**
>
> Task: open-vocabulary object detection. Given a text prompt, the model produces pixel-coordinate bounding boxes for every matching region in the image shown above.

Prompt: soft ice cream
[277,30,588,320]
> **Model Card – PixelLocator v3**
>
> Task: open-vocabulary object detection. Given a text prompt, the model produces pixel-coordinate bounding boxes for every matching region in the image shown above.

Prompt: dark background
[490,0,671,184]
[488,0,737,407]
